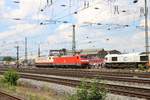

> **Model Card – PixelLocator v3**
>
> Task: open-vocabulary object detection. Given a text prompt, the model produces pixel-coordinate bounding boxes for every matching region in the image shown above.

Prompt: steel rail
[1,68,150,84]
[11,68,150,78]
[0,90,23,100]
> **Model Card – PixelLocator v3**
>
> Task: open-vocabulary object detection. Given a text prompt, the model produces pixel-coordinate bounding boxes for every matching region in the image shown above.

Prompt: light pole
[38,44,41,57]
[25,37,28,64]
[72,25,76,55]
[144,0,149,56]
[16,45,19,68]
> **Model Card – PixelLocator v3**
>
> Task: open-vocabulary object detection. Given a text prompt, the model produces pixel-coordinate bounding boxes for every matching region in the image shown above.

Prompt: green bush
[3,69,19,86]
[88,80,106,100]
[68,79,107,100]
[138,64,149,71]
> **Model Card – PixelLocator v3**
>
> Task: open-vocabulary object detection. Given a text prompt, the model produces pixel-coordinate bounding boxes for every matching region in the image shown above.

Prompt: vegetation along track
[0,90,22,100]
[19,73,150,99]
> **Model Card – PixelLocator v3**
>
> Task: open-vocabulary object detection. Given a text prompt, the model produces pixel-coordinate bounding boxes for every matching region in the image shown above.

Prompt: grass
[0,76,66,100]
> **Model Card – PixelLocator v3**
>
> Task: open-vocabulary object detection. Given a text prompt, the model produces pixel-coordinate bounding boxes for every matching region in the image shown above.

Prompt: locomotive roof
[140,52,150,54]
[49,54,87,57]
[105,52,145,57]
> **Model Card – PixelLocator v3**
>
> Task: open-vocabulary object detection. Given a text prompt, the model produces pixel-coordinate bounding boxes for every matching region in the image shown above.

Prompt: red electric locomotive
[35,55,89,68]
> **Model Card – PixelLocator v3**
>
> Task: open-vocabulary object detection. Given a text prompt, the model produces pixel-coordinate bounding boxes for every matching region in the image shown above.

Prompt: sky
[0,0,150,57]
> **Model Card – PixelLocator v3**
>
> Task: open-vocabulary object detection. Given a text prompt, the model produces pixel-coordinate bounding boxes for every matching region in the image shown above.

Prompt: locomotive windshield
[112,57,117,61]
[140,56,148,61]
[80,55,88,59]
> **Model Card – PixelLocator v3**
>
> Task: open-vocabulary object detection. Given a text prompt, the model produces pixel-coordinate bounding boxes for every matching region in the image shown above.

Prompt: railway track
[17,68,150,78]
[14,69,150,85]
[19,73,150,99]
[0,68,150,84]
[0,90,22,100]
[1,68,150,100]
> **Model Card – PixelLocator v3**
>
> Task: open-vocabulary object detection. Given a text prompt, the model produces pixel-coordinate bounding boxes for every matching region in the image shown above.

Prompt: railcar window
[80,56,88,59]
[112,57,117,61]
[140,56,148,61]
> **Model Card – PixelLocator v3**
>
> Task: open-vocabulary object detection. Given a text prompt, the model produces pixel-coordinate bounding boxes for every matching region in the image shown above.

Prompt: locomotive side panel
[105,53,149,68]
[53,56,80,65]
[35,56,54,67]
[53,55,89,68]
[35,55,90,68]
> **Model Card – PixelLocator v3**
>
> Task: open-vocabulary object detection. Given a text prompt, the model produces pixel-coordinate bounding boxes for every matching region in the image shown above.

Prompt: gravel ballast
[18,78,146,100]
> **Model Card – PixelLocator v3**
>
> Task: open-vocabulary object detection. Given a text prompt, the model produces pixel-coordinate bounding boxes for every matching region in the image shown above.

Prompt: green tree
[3,56,15,62]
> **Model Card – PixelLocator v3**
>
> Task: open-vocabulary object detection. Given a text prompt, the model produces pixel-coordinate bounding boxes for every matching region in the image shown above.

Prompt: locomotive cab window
[112,57,117,61]
[140,56,148,61]
[80,55,88,59]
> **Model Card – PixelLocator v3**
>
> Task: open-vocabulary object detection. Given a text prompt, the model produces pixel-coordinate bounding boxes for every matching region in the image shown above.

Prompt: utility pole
[144,0,149,56]
[16,46,19,68]
[38,44,41,57]
[25,37,28,64]
[72,25,76,55]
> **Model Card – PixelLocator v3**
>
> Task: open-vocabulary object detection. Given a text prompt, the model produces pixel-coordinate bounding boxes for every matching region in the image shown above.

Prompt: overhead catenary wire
[44,0,141,29]
[0,0,149,56]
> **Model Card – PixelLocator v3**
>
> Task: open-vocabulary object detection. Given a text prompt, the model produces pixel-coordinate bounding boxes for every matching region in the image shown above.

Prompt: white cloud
[0,0,5,14]
[0,0,150,55]
[103,32,148,52]
[47,22,149,52]
[3,0,47,19]
[0,0,48,39]
[0,0,48,40]
[0,0,4,8]
[32,14,50,20]
[48,24,72,44]
[0,23,43,39]
[47,24,106,49]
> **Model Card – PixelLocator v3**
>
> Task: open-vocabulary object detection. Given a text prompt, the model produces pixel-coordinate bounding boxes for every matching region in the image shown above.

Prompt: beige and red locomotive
[35,55,89,68]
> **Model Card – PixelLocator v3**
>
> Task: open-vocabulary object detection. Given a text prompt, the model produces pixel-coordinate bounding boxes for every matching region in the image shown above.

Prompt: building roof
[66,49,121,55]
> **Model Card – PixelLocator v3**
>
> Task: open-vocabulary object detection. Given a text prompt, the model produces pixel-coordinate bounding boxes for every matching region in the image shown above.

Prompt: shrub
[88,80,107,100]
[68,79,107,100]
[3,69,19,86]
[76,80,88,100]
[138,64,149,71]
